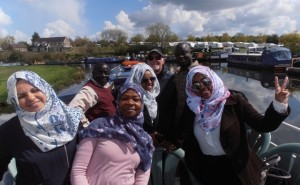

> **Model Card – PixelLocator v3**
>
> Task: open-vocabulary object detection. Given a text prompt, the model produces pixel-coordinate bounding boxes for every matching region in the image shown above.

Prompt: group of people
[0,42,291,185]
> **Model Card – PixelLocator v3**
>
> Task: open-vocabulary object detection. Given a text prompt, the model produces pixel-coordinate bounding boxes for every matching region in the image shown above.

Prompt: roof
[36,37,68,43]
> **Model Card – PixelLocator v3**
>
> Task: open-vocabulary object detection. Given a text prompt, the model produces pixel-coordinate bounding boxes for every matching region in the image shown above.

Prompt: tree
[219,33,231,42]
[266,34,279,44]
[73,36,91,47]
[279,31,300,55]
[145,23,178,49]
[0,36,15,50]
[31,32,40,45]
[130,34,145,44]
[187,35,196,41]
[101,28,128,53]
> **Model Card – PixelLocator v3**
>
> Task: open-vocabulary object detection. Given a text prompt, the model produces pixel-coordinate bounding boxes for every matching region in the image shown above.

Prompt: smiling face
[174,43,193,68]
[16,79,47,112]
[118,89,142,119]
[147,52,165,74]
[191,73,213,99]
[92,63,110,86]
[141,70,155,91]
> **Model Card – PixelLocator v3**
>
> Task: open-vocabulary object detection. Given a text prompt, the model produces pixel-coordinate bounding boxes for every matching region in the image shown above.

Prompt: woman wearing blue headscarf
[71,83,154,185]
[0,70,82,185]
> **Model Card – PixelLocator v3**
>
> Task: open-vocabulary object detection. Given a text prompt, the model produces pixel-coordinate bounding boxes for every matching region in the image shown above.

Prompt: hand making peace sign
[274,76,289,104]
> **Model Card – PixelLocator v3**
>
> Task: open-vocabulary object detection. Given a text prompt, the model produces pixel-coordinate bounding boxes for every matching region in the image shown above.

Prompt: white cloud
[0,8,12,25]
[26,0,85,25]
[0,28,9,38]
[14,30,30,43]
[42,20,75,38]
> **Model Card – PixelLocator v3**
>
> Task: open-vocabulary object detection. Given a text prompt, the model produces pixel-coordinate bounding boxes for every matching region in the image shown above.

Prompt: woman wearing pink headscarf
[180,66,290,185]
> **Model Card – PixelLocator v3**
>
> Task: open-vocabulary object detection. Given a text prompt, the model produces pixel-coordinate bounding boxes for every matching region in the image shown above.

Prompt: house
[9,43,28,52]
[32,37,72,52]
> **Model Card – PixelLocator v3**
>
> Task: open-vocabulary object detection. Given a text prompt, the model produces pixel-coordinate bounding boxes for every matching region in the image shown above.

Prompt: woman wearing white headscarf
[180,65,290,185]
[125,63,160,134]
[0,70,82,185]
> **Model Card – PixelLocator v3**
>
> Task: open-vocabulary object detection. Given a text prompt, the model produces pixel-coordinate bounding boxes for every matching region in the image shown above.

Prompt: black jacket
[0,116,77,185]
[182,94,290,185]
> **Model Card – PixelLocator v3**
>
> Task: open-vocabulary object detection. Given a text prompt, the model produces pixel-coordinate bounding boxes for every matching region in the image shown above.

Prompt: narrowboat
[227,47,292,71]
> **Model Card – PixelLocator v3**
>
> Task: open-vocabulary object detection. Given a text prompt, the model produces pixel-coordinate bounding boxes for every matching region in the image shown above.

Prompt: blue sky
[1,0,300,43]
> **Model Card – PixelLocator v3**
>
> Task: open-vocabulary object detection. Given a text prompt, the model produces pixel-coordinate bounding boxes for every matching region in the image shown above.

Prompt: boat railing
[270,121,300,147]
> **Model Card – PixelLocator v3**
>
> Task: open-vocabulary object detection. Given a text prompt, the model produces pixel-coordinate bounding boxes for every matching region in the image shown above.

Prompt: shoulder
[0,116,21,139]
[226,90,248,105]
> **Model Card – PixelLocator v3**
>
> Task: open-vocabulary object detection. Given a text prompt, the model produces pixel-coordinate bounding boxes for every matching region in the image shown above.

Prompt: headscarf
[186,66,230,133]
[125,63,160,123]
[80,83,154,171]
[6,70,82,152]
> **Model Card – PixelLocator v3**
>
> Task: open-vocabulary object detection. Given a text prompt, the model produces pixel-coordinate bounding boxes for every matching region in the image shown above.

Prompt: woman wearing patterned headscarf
[71,83,154,185]
[0,70,82,185]
[180,66,290,185]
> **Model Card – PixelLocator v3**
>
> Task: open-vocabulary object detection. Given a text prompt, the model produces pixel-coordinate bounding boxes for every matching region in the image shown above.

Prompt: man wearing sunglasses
[68,62,116,128]
[147,49,173,91]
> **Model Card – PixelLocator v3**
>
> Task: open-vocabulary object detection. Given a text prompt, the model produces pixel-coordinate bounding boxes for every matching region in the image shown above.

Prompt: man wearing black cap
[147,49,173,91]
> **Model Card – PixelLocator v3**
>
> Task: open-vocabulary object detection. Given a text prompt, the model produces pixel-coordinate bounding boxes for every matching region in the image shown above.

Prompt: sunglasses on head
[148,55,162,61]
[141,76,156,83]
[191,77,212,92]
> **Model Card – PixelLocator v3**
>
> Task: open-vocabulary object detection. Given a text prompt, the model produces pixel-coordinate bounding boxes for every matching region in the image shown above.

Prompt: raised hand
[274,76,289,104]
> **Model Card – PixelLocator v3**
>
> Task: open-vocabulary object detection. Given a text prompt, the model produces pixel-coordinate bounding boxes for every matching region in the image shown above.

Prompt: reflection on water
[72,62,300,144]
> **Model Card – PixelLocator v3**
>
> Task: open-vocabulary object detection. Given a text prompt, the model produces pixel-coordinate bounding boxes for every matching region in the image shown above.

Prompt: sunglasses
[141,76,156,83]
[148,55,162,61]
[191,77,212,92]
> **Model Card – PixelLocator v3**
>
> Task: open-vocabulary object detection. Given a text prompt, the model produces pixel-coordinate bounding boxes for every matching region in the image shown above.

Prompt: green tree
[130,34,145,44]
[279,31,300,55]
[31,32,40,45]
[219,33,231,42]
[266,34,279,44]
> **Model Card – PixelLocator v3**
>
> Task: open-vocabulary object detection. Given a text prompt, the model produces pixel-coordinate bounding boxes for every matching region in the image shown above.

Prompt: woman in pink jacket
[71,83,154,185]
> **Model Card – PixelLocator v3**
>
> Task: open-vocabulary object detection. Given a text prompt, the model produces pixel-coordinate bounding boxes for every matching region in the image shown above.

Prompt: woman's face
[141,70,155,91]
[118,89,142,118]
[191,73,213,99]
[16,79,47,112]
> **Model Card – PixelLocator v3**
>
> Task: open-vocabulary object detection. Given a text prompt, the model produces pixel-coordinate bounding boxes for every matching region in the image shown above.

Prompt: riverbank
[0,65,86,114]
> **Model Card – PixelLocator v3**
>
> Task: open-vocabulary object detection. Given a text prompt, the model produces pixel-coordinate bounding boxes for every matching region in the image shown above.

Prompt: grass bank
[0,65,86,114]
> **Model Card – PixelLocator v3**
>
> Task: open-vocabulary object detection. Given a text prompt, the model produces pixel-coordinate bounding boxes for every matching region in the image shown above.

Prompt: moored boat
[286,57,300,76]
[227,47,292,71]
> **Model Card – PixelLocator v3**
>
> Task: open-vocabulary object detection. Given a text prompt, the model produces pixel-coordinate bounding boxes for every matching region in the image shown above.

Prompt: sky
[0,0,300,43]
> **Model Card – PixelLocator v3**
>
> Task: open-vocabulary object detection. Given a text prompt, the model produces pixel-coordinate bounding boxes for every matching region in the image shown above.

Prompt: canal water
[57,62,300,145]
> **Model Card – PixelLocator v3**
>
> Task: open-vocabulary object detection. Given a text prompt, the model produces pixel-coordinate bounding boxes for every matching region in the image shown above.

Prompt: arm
[68,86,98,124]
[71,138,97,185]
[240,76,290,132]
[134,168,151,185]
[0,122,13,180]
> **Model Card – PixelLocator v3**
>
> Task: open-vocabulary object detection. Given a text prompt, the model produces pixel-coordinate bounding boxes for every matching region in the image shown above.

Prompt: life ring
[122,60,144,66]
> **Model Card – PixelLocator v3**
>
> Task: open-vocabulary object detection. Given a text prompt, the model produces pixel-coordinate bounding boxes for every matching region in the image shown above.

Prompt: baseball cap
[148,49,164,57]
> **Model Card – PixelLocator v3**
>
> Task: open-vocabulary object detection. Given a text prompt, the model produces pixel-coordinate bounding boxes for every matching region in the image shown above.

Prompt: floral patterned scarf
[6,70,82,152]
[186,66,230,133]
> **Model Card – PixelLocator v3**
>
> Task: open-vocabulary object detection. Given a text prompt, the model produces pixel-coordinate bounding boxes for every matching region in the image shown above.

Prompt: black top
[0,116,77,185]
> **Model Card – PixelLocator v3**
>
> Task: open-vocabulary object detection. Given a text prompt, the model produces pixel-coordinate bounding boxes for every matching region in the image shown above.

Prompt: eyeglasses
[191,77,212,92]
[141,76,156,83]
[148,55,162,61]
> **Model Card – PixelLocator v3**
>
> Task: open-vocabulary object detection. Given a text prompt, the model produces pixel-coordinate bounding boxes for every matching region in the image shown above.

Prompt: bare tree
[101,28,128,52]
[145,23,178,49]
